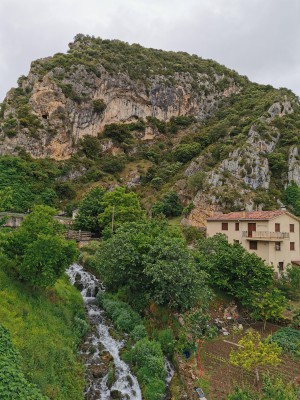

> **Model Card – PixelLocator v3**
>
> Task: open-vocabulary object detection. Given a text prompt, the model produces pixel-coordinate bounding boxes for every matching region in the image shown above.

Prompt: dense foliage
[3,205,78,286]
[0,324,46,399]
[0,256,86,399]
[196,234,274,305]
[268,328,300,356]
[94,219,210,311]
[74,186,105,232]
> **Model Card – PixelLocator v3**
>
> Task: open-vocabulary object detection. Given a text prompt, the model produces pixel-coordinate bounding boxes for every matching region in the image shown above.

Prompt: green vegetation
[97,186,145,235]
[0,324,46,399]
[31,35,246,89]
[92,99,106,114]
[268,328,300,356]
[250,290,287,329]
[94,219,210,311]
[230,330,282,383]
[74,186,105,232]
[152,191,183,217]
[125,338,165,400]
[196,234,274,306]
[228,375,299,400]
[0,256,86,399]
[3,206,78,287]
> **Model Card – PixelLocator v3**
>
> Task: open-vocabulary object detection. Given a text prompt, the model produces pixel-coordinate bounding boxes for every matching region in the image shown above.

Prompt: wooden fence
[65,230,92,242]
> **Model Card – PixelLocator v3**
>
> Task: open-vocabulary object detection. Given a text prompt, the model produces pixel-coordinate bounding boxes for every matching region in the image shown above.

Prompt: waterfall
[67,264,142,400]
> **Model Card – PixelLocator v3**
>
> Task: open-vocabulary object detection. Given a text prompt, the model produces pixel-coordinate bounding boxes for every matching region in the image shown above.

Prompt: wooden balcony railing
[242,231,289,240]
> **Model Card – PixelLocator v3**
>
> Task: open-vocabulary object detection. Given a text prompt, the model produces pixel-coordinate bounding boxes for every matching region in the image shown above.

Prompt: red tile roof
[207,210,288,221]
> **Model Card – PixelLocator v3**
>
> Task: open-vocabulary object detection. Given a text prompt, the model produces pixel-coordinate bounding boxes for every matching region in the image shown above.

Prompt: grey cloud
[0,0,299,100]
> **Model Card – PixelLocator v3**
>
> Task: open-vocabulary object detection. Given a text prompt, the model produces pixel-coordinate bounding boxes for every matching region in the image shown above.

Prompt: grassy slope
[0,259,85,400]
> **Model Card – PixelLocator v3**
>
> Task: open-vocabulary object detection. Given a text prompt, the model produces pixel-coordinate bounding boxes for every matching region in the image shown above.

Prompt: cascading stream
[67,264,142,400]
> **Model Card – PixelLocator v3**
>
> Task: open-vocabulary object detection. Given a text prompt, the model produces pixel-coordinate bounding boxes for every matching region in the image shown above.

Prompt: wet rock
[90,363,108,378]
[101,351,113,363]
[110,390,122,399]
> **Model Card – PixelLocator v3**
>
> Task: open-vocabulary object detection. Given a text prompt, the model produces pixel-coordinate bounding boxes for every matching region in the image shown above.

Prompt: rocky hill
[1,34,300,213]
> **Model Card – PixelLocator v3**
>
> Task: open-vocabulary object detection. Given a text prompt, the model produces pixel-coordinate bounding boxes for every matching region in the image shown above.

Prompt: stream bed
[67,263,174,400]
[67,264,142,400]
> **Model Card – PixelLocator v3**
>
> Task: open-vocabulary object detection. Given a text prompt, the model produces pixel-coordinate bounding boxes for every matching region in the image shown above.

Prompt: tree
[282,183,300,216]
[286,265,300,299]
[152,192,183,217]
[196,234,274,304]
[79,135,102,159]
[0,187,13,211]
[95,219,210,310]
[74,187,105,232]
[143,236,209,310]
[230,330,281,383]
[98,187,145,234]
[20,234,78,287]
[3,205,78,287]
[250,289,287,330]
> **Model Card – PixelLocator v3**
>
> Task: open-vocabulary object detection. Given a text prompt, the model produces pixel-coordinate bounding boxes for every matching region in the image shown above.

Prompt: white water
[67,264,142,400]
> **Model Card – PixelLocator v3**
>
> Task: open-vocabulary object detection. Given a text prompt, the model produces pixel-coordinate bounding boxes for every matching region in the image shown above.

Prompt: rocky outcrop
[0,40,242,159]
[288,146,300,186]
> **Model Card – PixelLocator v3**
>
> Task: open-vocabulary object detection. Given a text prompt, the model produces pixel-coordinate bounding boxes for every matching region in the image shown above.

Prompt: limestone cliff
[0,36,242,159]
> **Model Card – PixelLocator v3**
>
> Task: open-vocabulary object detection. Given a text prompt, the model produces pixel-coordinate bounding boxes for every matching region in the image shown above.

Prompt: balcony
[242,231,289,241]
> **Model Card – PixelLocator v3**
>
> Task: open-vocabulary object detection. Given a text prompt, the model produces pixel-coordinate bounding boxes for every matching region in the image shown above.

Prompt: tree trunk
[263,319,267,330]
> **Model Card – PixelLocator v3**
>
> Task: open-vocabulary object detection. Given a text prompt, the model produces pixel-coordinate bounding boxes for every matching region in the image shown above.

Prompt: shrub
[268,328,300,356]
[79,135,102,159]
[130,324,147,341]
[93,99,106,114]
[173,143,201,163]
[155,329,175,358]
[103,123,132,143]
[152,192,183,217]
[101,156,125,174]
[101,298,141,333]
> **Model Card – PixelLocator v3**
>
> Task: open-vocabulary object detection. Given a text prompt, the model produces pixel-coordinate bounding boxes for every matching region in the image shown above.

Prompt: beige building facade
[206,210,300,274]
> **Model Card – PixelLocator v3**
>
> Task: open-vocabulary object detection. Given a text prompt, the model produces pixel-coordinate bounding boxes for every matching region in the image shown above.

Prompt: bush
[130,324,147,341]
[173,143,201,163]
[93,99,106,114]
[268,328,300,356]
[152,192,183,217]
[101,156,125,173]
[101,298,141,333]
[79,135,102,159]
[103,123,132,143]
[155,329,175,358]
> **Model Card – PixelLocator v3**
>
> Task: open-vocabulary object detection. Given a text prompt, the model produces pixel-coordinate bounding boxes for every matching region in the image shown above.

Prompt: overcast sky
[0,0,300,100]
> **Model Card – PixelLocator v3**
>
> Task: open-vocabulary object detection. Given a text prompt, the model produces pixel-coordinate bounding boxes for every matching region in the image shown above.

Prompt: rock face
[0,38,242,160]
[288,146,300,186]
[187,101,296,210]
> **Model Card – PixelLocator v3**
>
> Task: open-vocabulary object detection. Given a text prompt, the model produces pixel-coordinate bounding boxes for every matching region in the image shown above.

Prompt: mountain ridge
[1,35,300,212]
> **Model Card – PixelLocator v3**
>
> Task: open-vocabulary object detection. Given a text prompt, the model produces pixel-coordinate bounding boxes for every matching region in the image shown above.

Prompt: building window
[249,241,257,250]
[275,223,280,232]
[290,242,295,251]
[290,224,295,233]
[234,239,240,244]
[235,222,239,231]
[275,242,281,251]
[222,222,228,231]
[278,262,284,273]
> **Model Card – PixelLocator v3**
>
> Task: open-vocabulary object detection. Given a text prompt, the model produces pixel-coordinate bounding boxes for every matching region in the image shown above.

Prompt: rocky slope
[1,35,300,212]
[0,35,243,159]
